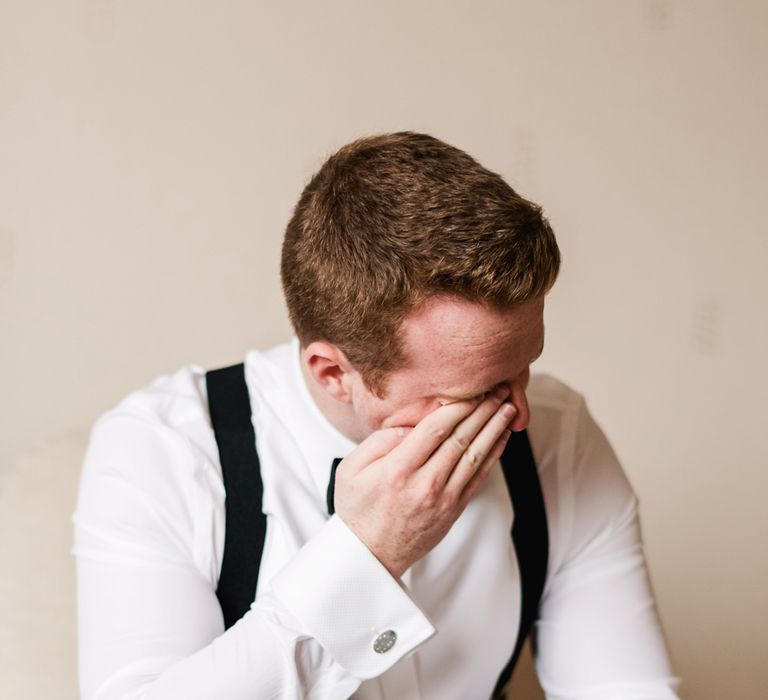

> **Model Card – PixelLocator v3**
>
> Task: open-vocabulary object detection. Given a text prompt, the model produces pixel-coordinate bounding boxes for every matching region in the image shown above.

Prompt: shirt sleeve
[533,397,681,700]
[72,412,434,700]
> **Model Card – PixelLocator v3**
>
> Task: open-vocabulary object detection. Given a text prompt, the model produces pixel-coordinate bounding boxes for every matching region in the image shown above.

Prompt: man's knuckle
[429,424,448,442]
[464,447,482,468]
[450,432,469,452]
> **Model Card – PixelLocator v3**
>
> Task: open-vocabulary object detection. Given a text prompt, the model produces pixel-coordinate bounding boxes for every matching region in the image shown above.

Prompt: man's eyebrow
[437,387,490,403]
[443,382,505,402]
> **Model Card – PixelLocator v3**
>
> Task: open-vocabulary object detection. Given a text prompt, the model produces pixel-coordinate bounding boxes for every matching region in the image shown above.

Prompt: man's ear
[302,341,356,403]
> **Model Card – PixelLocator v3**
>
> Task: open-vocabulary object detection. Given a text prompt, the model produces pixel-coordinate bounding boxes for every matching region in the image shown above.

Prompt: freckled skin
[345,296,545,441]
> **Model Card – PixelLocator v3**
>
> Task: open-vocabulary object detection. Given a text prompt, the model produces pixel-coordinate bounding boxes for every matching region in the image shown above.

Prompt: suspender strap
[492,429,549,698]
[206,363,267,630]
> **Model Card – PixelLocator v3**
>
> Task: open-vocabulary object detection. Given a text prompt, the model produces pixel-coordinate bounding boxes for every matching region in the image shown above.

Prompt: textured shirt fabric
[72,339,680,700]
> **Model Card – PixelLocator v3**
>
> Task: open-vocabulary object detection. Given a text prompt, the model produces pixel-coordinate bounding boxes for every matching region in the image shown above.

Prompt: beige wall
[2,1,767,698]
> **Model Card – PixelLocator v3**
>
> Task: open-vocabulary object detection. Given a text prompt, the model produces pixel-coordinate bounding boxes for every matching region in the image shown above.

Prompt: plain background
[1,1,767,698]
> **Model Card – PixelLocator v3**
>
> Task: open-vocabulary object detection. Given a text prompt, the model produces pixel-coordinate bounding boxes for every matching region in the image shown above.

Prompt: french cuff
[271,514,436,679]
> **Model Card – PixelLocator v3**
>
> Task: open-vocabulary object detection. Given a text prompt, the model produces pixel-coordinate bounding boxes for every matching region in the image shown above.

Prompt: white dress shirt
[73,339,680,700]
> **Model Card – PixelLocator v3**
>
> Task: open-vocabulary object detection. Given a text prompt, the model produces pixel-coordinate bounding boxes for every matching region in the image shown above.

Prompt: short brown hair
[281,132,560,394]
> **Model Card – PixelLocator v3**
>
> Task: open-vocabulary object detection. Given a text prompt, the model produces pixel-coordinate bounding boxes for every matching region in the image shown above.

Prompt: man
[73,132,679,698]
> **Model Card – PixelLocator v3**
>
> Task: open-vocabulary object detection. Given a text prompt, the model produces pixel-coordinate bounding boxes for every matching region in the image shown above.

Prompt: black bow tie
[327,458,343,515]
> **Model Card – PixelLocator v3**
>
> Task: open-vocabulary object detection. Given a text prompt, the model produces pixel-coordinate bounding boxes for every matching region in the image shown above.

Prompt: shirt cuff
[270,514,436,679]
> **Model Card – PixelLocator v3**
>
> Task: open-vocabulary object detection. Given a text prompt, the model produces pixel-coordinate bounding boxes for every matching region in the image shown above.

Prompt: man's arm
[532,394,680,699]
[73,390,516,699]
[73,413,393,699]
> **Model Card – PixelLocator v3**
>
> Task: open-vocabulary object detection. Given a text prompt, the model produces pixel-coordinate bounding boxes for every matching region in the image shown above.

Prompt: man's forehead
[393,296,545,393]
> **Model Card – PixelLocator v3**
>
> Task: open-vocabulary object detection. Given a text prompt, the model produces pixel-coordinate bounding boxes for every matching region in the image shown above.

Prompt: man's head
[281,132,559,439]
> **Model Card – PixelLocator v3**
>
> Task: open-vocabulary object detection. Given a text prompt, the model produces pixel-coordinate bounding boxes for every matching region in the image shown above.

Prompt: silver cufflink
[373,630,397,654]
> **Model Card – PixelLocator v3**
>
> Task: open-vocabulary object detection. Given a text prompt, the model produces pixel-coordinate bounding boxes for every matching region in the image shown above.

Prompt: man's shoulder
[76,362,226,579]
[103,362,210,433]
[90,340,297,450]
[80,363,218,489]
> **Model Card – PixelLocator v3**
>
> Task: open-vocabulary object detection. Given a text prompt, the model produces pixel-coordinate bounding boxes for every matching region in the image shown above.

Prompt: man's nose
[507,372,530,432]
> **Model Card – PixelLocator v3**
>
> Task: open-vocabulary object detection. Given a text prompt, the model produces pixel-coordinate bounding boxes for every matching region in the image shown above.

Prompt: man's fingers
[457,427,512,508]
[424,387,512,487]
[443,401,515,494]
[339,426,411,476]
[391,397,483,472]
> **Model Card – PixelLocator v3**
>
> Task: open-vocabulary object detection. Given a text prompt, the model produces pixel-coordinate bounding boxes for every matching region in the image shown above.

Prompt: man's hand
[334,388,517,579]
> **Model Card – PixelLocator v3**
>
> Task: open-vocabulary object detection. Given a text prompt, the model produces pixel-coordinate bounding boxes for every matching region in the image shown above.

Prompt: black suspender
[206,363,267,630]
[206,363,549,694]
[492,428,549,697]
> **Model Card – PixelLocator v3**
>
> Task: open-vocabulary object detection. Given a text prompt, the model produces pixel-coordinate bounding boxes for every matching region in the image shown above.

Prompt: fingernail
[500,402,516,419]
